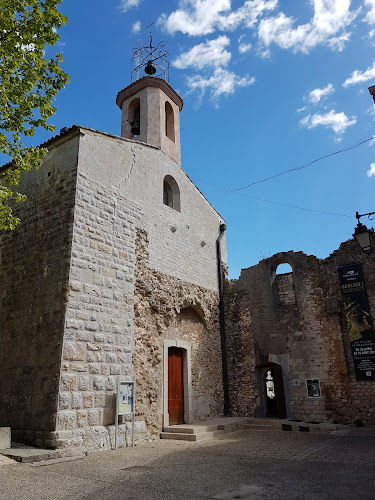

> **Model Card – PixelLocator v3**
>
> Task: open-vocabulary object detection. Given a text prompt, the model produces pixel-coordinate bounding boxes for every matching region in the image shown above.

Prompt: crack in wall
[118,145,136,192]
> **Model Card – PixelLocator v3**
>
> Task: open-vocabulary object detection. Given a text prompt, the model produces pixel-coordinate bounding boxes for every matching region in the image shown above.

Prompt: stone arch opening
[178,305,206,325]
[256,362,287,419]
[163,175,181,212]
[271,259,296,306]
[165,101,175,142]
[163,339,192,428]
[128,98,140,138]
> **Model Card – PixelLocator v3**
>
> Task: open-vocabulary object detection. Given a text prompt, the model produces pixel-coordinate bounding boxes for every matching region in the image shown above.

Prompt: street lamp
[353,211,375,254]
[369,85,375,104]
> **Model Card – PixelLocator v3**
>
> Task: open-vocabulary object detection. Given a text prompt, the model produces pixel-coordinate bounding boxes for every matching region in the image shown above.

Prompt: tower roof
[116,76,183,111]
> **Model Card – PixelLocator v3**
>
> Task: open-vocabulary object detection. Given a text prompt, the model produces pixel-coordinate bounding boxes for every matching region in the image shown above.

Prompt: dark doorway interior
[262,363,286,419]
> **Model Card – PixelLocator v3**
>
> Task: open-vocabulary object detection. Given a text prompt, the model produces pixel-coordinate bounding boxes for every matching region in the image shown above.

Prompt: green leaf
[0,0,69,230]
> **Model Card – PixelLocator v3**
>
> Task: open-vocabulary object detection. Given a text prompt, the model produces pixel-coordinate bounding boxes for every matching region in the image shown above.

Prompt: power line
[234,137,374,191]
[192,176,353,217]
[190,136,374,218]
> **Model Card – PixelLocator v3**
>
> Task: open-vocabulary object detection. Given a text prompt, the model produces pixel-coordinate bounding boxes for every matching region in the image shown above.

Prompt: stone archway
[257,362,287,419]
[162,339,193,428]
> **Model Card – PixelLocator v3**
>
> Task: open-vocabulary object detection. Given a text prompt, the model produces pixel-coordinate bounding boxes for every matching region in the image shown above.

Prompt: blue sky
[41,0,375,277]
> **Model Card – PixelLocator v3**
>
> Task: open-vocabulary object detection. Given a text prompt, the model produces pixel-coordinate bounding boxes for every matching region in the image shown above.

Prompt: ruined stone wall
[225,240,375,426]
[0,134,79,440]
[134,230,224,438]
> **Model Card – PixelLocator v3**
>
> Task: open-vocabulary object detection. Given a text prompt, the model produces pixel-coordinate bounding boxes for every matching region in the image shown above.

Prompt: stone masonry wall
[0,135,79,440]
[225,239,375,426]
[134,229,224,438]
[52,171,147,450]
[76,129,226,292]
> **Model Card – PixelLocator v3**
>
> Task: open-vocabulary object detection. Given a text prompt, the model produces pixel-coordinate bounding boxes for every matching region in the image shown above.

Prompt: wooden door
[168,347,184,425]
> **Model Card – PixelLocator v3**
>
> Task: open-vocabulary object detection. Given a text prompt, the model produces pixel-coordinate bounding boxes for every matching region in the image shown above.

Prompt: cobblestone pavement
[1,429,375,499]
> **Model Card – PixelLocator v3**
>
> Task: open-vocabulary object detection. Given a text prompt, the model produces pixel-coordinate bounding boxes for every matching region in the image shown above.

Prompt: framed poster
[338,263,375,380]
[306,379,321,398]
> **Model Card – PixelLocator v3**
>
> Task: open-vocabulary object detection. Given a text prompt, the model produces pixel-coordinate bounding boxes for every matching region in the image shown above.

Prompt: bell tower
[116,29,183,165]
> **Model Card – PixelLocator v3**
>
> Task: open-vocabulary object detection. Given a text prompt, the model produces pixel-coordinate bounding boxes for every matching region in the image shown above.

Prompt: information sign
[115,379,136,450]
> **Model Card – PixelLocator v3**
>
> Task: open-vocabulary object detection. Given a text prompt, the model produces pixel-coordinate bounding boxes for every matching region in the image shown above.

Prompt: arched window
[275,263,296,305]
[276,263,293,275]
[165,101,175,142]
[163,175,180,212]
[128,98,140,137]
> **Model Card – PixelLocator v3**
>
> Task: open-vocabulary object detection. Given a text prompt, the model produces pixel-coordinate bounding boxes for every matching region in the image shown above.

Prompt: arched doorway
[259,363,287,419]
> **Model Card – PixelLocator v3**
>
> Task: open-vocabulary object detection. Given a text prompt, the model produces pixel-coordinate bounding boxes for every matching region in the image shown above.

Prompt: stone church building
[1,46,374,451]
[0,70,227,449]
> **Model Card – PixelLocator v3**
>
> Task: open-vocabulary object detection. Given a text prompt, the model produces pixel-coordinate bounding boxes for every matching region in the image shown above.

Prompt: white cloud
[187,67,255,99]
[300,110,357,134]
[239,42,252,53]
[327,31,351,51]
[119,0,140,12]
[296,106,307,113]
[258,0,357,53]
[173,36,231,70]
[132,21,141,33]
[364,0,375,24]
[367,163,375,177]
[257,47,271,58]
[343,61,375,87]
[159,0,278,36]
[307,83,335,104]
[159,0,231,36]
[369,29,375,38]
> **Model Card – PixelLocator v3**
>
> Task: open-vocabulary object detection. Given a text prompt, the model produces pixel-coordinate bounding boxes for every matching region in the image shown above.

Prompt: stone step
[160,430,224,442]
[163,424,219,434]
[0,444,84,464]
[160,432,197,441]
[245,422,274,430]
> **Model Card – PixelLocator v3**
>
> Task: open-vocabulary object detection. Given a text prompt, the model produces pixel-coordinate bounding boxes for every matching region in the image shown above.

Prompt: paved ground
[1,428,375,499]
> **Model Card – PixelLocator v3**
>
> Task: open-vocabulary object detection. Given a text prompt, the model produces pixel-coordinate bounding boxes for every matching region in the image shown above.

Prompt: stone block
[64,342,85,361]
[60,374,77,392]
[106,376,116,390]
[72,392,83,409]
[0,427,11,449]
[93,376,105,390]
[87,409,100,426]
[89,364,101,374]
[83,393,94,408]
[57,411,77,431]
[78,375,90,391]
[59,392,71,410]
[110,364,121,375]
[77,411,88,428]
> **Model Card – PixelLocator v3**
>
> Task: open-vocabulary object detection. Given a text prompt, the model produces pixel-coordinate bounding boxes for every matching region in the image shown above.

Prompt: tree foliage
[0,0,69,230]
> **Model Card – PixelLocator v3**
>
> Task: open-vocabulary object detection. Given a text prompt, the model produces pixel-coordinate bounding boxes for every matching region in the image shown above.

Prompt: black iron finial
[146,21,154,48]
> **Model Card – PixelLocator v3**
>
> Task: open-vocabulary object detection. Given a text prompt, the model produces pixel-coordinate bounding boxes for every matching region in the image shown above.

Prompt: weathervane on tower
[131,22,169,83]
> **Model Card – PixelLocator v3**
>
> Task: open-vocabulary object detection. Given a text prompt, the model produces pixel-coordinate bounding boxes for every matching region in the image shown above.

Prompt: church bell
[130,108,140,136]
[144,60,156,75]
